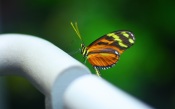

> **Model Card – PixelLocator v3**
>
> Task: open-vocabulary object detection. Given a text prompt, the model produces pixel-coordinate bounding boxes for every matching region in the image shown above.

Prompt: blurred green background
[0,0,175,109]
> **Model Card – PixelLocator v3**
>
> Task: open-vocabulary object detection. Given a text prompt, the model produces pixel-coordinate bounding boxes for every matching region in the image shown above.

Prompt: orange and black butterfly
[71,22,135,77]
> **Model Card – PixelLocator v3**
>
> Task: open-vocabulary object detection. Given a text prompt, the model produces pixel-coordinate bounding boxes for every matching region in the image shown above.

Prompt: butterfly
[71,22,135,77]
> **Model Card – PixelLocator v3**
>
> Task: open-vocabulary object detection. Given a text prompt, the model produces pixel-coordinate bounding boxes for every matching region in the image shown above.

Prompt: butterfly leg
[83,57,87,64]
[94,67,101,77]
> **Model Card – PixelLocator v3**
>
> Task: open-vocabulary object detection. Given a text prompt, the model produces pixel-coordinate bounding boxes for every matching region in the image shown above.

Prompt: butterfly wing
[86,30,135,69]
[87,48,120,69]
[88,30,135,54]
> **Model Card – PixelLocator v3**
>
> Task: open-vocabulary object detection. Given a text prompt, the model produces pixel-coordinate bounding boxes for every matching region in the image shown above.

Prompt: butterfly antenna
[94,67,101,77]
[71,22,84,44]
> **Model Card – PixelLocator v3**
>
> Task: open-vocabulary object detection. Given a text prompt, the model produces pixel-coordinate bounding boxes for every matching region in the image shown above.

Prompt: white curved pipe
[65,75,152,109]
[0,34,91,109]
[0,34,152,109]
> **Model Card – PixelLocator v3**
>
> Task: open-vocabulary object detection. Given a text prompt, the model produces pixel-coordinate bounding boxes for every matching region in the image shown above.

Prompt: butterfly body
[71,22,135,76]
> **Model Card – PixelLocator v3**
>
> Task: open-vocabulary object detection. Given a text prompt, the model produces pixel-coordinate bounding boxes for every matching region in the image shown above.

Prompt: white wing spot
[115,51,119,55]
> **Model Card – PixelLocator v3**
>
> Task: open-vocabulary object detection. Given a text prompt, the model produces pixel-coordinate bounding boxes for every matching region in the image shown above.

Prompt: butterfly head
[71,22,87,57]
[80,43,88,57]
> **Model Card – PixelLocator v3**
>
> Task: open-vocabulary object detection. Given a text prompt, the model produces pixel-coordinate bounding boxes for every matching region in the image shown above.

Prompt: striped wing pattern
[85,30,135,69]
